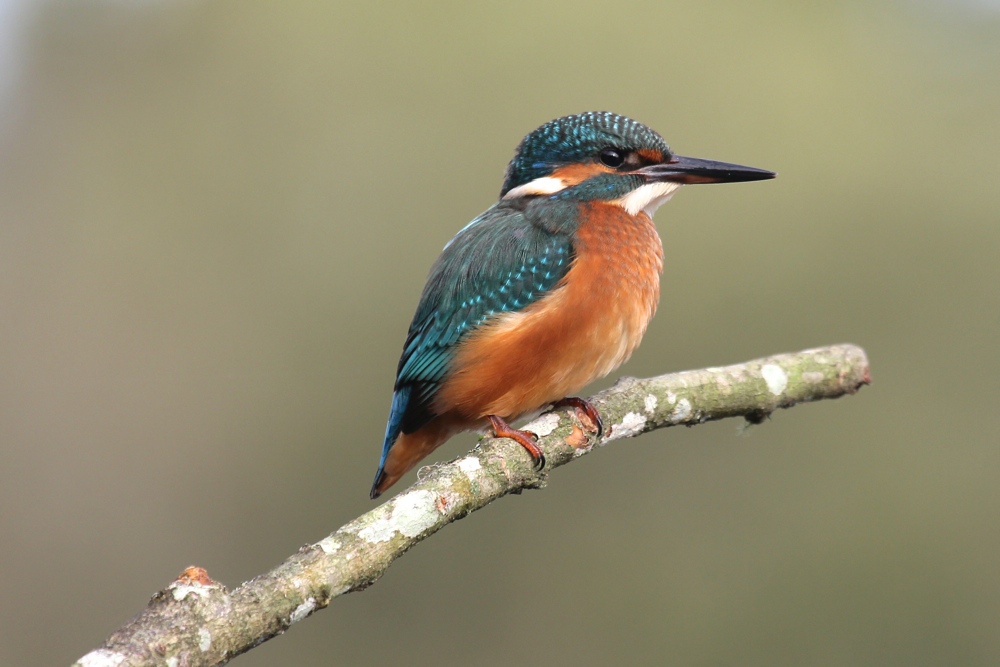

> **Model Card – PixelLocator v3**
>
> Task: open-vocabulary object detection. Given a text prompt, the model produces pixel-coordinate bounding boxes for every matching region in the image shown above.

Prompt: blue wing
[374,203,575,478]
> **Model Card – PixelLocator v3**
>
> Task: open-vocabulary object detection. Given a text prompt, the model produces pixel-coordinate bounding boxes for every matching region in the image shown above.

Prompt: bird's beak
[638,155,776,184]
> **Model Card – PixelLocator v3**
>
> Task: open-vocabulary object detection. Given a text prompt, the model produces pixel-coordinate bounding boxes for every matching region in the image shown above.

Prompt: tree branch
[74,344,870,667]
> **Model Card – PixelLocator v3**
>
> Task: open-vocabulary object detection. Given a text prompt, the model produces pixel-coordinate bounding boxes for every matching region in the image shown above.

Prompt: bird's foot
[487,415,545,470]
[551,396,604,439]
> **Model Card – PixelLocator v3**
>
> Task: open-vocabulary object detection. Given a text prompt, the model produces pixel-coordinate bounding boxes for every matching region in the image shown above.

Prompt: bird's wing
[393,204,575,435]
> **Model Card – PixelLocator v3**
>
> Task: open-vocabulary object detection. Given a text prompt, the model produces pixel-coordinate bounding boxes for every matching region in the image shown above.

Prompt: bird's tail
[370,390,464,500]
[370,387,410,499]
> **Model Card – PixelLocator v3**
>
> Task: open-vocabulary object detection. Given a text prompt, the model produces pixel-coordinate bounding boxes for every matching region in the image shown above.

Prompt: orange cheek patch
[549,162,612,186]
[637,148,664,163]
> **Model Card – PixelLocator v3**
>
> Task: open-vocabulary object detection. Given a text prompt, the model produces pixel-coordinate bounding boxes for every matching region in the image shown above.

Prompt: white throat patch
[613,182,683,217]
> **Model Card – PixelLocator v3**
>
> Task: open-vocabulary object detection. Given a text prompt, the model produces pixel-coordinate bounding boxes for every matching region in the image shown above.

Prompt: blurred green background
[1,1,998,665]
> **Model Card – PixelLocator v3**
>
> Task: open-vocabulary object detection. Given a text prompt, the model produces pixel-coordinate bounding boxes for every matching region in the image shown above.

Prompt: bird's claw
[551,396,604,439]
[533,450,546,470]
[487,415,546,471]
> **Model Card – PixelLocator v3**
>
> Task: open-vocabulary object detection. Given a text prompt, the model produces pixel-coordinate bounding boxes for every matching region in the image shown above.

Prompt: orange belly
[434,203,664,421]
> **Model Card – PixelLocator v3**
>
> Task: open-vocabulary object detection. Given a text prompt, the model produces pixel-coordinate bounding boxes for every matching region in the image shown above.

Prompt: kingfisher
[370,112,774,499]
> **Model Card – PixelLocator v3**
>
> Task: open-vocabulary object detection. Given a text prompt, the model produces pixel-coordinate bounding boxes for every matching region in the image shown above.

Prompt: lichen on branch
[74,344,870,667]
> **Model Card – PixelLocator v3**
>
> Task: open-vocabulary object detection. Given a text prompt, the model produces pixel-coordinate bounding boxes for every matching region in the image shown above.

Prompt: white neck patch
[612,181,683,217]
[503,175,683,218]
[502,176,567,199]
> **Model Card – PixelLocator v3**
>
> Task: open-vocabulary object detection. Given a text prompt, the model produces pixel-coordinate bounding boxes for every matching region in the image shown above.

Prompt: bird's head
[500,111,775,217]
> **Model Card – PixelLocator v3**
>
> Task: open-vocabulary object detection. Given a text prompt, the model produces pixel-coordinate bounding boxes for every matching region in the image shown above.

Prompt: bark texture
[74,344,870,667]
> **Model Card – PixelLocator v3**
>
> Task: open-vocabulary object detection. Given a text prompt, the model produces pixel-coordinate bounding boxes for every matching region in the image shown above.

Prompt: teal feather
[392,202,575,435]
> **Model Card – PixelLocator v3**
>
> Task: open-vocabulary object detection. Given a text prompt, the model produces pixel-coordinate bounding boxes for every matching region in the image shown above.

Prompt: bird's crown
[500,112,672,197]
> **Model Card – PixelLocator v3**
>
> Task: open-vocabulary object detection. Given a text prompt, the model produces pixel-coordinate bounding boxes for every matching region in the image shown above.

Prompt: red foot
[487,415,546,470]
[551,397,604,438]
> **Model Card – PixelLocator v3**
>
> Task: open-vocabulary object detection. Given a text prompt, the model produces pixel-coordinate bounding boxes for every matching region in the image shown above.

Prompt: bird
[370,111,775,499]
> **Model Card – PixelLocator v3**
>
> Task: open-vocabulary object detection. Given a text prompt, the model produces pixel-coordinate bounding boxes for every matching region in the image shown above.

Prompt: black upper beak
[638,155,776,184]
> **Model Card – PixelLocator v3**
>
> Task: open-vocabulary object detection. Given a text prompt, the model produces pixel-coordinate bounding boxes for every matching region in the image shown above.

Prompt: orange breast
[434,203,664,421]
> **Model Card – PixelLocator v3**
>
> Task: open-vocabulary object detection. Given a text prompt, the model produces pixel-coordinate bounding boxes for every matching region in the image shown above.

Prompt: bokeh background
[2,1,999,665]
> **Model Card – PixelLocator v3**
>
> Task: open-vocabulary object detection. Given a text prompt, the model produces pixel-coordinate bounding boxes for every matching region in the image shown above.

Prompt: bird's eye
[599,148,625,168]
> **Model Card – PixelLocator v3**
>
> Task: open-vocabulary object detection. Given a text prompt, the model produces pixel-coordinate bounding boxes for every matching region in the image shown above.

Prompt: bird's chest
[439,204,664,419]
[563,203,664,376]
